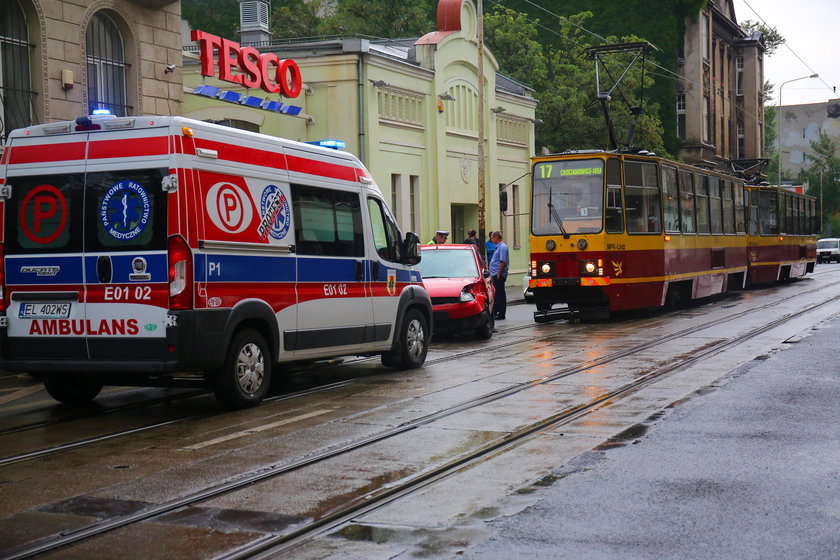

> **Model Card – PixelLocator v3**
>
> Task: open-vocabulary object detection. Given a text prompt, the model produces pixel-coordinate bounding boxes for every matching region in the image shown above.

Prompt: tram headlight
[579,259,605,277]
[535,261,554,278]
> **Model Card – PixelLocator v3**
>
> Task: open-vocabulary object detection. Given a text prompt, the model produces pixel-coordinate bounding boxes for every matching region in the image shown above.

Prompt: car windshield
[817,240,839,249]
[418,249,479,278]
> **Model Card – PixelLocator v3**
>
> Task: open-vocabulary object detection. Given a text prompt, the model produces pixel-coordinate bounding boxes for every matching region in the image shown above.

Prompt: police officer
[429,230,449,244]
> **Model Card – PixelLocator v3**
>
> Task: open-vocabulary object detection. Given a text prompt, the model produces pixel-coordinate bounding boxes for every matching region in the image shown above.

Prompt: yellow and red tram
[528,151,816,319]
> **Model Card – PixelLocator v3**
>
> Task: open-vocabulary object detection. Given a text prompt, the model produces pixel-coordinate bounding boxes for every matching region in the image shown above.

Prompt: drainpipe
[357,55,366,165]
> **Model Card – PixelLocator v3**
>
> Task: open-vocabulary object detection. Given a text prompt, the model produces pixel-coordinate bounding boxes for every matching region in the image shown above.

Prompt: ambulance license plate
[18,302,71,319]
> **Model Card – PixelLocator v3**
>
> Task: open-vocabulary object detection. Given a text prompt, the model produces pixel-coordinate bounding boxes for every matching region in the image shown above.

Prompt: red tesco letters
[191,30,302,97]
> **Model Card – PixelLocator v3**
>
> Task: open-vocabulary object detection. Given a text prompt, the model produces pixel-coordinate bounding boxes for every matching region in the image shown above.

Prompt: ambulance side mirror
[401,232,421,265]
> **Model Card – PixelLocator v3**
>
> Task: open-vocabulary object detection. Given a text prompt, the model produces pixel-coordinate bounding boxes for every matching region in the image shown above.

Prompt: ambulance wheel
[213,329,272,409]
[43,373,103,404]
[381,308,428,369]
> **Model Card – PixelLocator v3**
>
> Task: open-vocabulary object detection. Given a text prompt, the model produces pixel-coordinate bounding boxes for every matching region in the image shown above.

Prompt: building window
[736,55,744,96]
[676,94,686,139]
[409,175,419,233]
[736,120,745,159]
[701,13,710,61]
[87,12,129,116]
[0,0,32,141]
[702,96,710,143]
[390,173,399,211]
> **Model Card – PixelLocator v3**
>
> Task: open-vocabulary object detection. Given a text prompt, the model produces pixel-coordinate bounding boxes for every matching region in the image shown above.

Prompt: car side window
[367,197,402,262]
[292,185,364,257]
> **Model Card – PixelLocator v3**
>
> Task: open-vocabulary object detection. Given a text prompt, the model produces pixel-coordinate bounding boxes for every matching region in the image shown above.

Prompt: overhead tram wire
[739,0,835,98]
[486,0,766,128]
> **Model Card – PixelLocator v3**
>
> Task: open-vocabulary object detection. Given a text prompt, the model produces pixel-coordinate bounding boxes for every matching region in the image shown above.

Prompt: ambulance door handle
[356,259,365,282]
[371,260,379,280]
[97,255,113,283]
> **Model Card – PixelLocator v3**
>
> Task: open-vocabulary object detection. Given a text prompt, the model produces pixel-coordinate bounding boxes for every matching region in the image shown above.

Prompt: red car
[418,244,495,339]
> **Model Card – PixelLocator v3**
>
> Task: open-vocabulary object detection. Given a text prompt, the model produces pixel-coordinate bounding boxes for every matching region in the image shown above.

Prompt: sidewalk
[463,316,840,559]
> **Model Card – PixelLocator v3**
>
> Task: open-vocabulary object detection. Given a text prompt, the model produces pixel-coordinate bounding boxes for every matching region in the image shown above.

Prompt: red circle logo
[20,184,68,244]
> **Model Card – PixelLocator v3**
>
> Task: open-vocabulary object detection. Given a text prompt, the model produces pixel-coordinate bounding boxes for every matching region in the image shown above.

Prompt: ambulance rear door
[82,124,171,361]
[3,132,89,360]
[3,123,171,362]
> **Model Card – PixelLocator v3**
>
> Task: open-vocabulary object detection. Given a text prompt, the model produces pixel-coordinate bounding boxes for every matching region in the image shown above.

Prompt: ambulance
[0,114,431,408]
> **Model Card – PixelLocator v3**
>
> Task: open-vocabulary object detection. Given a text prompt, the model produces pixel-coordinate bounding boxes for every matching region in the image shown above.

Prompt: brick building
[0,0,183,146]
[678,0,765,170]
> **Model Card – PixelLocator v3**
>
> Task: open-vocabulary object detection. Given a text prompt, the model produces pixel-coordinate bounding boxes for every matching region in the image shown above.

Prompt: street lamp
[777,73,818,187]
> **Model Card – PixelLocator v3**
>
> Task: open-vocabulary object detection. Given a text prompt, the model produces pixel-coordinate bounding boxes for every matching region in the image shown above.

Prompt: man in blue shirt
[488,231,509,319]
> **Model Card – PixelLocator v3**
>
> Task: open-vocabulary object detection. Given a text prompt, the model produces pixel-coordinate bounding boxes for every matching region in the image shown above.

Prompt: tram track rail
[4,279,838,560]
[0,277,835,470]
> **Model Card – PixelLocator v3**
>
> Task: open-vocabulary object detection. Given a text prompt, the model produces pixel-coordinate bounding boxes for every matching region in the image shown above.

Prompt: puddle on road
[594,423,649,450]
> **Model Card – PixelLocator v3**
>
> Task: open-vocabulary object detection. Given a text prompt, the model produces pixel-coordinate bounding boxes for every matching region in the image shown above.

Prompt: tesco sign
[191,30,302,97]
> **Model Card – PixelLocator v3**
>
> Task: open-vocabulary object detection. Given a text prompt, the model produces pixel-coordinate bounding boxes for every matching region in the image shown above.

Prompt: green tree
[741,20,785,56]
[182,0,240,39]
[485,8,667,156]
[801,133,840,234]
[496,0,704,158]
[318,0,435,37]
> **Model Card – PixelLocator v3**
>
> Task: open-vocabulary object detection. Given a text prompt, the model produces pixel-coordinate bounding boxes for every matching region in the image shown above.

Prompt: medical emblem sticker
[387,269,397,296]
[100,180,151,241]
[258,184,291,240]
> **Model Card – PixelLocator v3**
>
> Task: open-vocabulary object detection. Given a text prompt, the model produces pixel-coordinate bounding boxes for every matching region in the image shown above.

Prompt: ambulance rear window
[3,168,168,255]
[6,174,85,253]
[85,169,168,251]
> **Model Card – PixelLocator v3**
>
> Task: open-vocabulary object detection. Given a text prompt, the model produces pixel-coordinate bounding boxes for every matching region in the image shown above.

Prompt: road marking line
[183,409,333,450]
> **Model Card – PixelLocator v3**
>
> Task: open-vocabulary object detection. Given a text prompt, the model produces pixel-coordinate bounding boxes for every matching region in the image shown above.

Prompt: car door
[290,183,373,357]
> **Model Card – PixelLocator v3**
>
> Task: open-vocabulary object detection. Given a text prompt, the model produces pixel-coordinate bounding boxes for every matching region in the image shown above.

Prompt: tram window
[722,181,735,234]
[780,193,790,234]
[662,166,680,233]
[695,174,710,234]
[678,170,696,234]
[709,177,723,234]
[748,189,759,235]
[734,183,746,234]
[810,199,817,234]
[798,197,805,235]
[606,158,624,233]
[625,160,661,234]
[759,191,778,235]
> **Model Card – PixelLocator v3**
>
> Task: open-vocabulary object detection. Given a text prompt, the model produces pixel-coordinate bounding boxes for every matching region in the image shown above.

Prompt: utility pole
[477,0,486,255]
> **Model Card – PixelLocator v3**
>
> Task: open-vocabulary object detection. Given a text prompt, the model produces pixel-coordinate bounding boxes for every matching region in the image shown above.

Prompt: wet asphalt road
[463,315,840,559]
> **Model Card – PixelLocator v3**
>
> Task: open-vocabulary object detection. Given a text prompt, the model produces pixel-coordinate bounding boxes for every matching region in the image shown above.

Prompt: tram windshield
[532,159,604,235]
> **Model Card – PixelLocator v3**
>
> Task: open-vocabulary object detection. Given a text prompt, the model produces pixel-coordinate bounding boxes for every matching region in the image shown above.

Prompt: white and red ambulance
[0,114,431,408]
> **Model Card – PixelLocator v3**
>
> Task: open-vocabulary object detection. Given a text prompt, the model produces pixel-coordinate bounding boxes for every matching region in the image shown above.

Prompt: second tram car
[528,151,817,319]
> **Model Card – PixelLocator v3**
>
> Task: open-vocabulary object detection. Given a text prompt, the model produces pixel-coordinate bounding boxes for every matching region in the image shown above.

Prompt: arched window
[86,12,129,116]
[0,0,32,140]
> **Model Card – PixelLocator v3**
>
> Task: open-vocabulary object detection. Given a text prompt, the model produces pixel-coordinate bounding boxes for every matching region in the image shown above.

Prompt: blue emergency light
[91,109,111,116]
[306,139,346,150]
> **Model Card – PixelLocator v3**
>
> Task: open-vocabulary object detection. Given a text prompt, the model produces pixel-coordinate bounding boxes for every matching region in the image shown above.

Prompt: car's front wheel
[475,308,494,339]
